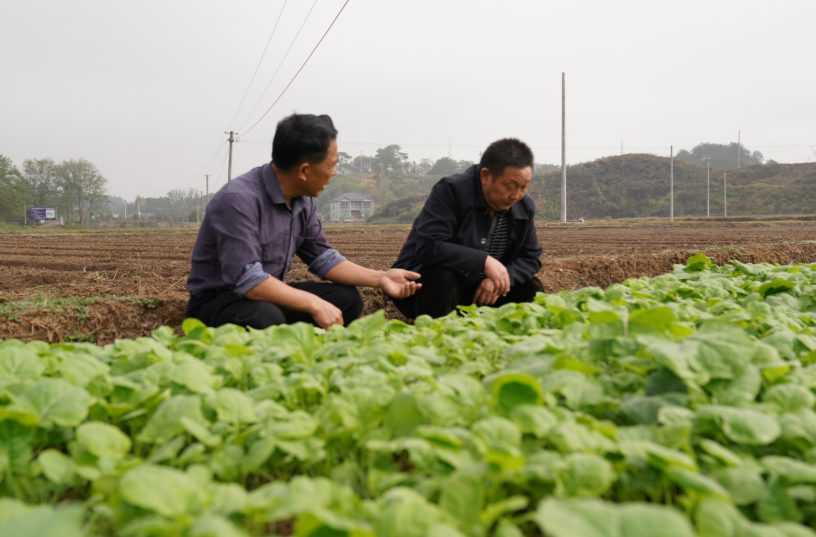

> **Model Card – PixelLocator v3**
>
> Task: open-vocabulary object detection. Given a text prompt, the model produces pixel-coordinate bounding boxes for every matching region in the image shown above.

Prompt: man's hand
[307,296,344,329]
[484,255,510,296]
[472,278,499,306]
[379,269,422,299]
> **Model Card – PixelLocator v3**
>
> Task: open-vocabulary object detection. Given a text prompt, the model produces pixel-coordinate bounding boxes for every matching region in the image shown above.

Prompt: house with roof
[329,193,375,221]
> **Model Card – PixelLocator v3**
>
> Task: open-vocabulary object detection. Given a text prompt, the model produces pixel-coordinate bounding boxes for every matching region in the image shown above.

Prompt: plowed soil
[2,219,816,343]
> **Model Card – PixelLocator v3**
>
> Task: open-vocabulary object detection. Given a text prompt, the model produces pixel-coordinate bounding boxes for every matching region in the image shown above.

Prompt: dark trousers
[391,266,544,319]
[186,282,364,330]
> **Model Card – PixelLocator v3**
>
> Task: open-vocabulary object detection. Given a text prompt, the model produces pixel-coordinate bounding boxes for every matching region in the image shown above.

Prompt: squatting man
[186,113,421,329]
[391,137,544,318]
[186,113,543,329]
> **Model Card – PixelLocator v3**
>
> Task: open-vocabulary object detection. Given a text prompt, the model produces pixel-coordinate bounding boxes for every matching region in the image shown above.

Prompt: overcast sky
[2,0,814,200]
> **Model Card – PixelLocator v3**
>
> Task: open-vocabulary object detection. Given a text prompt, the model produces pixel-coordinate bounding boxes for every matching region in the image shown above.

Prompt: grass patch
[0,295,163,322]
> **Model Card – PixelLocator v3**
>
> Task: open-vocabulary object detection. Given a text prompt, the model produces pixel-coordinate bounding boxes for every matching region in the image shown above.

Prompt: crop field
[2,219,816,342]
[4,256,816,536]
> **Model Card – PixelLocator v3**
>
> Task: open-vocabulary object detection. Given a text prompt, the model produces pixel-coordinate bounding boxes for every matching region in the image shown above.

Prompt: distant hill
[529,154,816,220]
[338,154,816,224]
[365,194,428,224]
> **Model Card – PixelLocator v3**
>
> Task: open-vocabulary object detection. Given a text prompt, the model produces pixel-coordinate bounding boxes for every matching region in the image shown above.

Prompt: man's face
[303,139,339,197]
[480,165,532,212]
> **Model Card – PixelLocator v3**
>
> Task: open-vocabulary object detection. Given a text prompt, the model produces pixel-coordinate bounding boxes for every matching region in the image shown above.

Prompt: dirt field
[2,219,816,342]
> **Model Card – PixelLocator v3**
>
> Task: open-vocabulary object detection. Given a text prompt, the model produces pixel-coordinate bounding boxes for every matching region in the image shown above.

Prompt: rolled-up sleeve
[234,262,271,297]
[296,201,346,279]
[210,193,262,286]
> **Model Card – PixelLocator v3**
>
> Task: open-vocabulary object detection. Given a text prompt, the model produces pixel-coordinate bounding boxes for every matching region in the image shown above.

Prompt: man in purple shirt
[186,114,420,329]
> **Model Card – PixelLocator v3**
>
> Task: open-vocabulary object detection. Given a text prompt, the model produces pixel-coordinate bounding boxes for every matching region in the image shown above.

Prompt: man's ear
[480,167,493,184]
[297,162,310,182]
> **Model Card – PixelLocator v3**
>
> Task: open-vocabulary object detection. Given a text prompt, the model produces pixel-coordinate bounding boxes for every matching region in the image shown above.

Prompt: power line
[185,138,228,188]
[241,0,351,137]
[211,146,231,191]
[180,1,287,194]
[236,0,320,133]
[225,0,289,130]
[203,142,229,177]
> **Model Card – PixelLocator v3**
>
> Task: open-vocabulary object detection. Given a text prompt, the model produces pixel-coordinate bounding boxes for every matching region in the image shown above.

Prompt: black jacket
[392,165,542,286]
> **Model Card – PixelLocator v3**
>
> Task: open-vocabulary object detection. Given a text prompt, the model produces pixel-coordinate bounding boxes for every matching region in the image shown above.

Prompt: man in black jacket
[391,138,544,318]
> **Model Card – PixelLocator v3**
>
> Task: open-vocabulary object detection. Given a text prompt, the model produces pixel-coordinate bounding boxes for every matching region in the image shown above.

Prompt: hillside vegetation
[530,154,816,220]
[326,155,816,224]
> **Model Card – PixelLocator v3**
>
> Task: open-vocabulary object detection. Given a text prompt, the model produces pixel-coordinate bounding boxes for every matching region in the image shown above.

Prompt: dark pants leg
[391,266,544,319]
[186,282,364,329]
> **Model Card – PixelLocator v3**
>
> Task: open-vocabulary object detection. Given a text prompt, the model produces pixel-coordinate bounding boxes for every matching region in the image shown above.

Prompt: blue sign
[30,207,57,220]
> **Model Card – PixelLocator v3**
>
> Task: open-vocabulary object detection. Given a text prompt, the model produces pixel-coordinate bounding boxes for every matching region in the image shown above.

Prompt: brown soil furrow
[3,242,815,344]
[2,223,816,343]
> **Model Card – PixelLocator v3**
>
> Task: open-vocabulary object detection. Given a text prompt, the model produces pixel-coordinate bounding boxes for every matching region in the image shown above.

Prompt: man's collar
[262,162,305,215]
[262,163,287,205]
[469,164,529,220]
[470,165,488,209]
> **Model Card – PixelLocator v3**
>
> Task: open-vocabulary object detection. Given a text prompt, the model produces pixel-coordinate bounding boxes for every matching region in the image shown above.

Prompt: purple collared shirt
[186,162,345,296]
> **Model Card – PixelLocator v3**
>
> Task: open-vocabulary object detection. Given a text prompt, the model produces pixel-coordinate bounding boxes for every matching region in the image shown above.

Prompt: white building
[329,193,375,221]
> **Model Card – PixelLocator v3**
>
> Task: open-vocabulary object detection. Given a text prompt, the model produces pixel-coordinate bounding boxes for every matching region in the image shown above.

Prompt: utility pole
[136,197,141,221]
[670,146,674,221]
[724,172,727,217]
[225,131,237,182]
[561,72,566,224]
[707,161,710,218]
[737,130,741,169]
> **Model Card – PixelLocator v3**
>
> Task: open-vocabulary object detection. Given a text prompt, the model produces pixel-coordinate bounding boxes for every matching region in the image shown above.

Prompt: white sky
[2,0,815,200]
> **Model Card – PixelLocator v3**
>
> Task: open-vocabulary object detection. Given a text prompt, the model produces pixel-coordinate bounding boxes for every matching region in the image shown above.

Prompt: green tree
[428,157,459,175]
[372,145,409,205]
[56,158,108,226]
[337,152,354,175]
[23,157,59,207]
[676,142,764,169]
[0,154,26,223]
[417,158,434,174]
[350,154,373,174]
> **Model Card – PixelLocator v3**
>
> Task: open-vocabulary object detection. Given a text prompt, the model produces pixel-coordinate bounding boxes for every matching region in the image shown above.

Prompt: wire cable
[225,0,289,130]
[236,0,320,133]
[185,138,228,188]
[211,145,232,191]
[241,0,351,136]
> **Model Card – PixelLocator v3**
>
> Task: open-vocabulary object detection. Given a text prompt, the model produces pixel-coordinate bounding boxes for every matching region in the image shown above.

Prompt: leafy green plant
[2,255,816,536]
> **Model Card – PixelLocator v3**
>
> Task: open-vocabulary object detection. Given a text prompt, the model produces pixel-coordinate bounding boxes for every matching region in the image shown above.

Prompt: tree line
[313,145,557,219]
[0,154,213,226]
[0,155,107,226]
[675,142,768,169]
[109,189,212,223]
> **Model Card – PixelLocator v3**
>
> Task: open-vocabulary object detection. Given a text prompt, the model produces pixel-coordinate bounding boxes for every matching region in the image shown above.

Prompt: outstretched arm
[324,260,421,299]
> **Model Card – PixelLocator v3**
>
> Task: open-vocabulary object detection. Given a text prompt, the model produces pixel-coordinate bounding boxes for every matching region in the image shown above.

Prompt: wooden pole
[707,161,710,217]
[670,146,674,221]
[737,130,741,169]
[226,131,237,182]
[561,72,566,224]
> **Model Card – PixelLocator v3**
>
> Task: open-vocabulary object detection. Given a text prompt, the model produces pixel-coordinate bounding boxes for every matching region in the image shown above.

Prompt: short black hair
[272,113,338,170]
[478,138,534,180]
